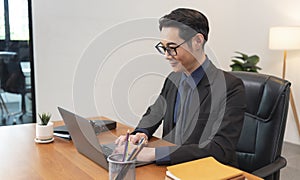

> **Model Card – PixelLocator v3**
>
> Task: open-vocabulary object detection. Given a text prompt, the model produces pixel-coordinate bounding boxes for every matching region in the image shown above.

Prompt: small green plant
[38,113,51,125]
[230,51,261,72]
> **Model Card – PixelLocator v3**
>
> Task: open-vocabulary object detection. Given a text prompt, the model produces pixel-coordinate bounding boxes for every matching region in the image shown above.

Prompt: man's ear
[193,33,204,50]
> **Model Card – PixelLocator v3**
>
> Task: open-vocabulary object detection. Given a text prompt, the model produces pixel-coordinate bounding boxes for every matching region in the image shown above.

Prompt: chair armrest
[252,156,287,178]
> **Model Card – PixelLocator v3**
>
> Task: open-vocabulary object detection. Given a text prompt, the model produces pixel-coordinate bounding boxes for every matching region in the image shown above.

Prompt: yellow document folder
[166,157,244,180]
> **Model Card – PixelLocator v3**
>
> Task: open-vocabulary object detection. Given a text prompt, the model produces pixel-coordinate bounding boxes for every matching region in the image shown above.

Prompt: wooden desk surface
[0,121,262,180]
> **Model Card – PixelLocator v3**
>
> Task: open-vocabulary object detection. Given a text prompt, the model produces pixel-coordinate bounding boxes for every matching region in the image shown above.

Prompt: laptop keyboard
[101,145,114,157]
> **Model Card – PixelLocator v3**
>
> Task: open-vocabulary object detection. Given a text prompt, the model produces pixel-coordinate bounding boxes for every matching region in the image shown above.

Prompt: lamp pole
[282,50,300,136]
[290,90,300,136]
[282,50,287,80]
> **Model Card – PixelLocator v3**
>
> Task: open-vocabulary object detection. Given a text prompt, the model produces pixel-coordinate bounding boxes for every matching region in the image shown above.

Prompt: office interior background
[29,0,300,146]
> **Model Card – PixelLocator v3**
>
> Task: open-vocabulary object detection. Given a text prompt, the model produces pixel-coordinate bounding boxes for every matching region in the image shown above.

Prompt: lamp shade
[269,27,300,50]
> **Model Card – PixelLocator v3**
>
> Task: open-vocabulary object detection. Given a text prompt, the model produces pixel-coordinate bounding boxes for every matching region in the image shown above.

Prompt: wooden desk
[0,122,262,180]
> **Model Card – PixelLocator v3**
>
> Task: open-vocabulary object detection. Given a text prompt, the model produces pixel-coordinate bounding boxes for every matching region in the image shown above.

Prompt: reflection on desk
[0,120,262,180]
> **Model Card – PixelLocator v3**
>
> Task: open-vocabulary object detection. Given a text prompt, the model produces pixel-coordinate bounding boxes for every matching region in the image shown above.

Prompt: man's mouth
[170,61,179,67]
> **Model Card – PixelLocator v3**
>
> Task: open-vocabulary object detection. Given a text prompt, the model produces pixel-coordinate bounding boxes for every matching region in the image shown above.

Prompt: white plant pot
[36,122,54,141]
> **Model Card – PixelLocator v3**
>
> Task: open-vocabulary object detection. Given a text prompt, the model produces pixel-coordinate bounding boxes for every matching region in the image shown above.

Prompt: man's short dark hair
[159,8,209,42]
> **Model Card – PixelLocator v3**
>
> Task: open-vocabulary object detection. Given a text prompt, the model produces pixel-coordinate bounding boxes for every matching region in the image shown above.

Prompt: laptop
[57,107,151,170]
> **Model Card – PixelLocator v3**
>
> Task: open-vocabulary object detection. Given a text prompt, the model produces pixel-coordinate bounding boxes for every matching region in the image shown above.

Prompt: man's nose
[164,51,173,60]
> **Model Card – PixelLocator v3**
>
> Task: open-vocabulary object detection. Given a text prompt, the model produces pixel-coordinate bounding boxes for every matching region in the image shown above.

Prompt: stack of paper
[166,157,244,180]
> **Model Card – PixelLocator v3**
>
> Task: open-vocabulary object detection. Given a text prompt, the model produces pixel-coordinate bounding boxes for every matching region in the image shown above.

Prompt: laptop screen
[57,107,111,170]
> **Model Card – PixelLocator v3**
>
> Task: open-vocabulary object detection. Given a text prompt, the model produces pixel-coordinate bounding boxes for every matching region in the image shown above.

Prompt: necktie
[175,79,191,145]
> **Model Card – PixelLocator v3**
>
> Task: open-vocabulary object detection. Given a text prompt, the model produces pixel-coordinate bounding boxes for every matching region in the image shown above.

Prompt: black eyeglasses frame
[155,35,195,56]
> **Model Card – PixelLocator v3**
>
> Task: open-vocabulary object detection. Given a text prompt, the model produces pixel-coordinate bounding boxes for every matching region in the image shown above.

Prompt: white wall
[32,0,300,144]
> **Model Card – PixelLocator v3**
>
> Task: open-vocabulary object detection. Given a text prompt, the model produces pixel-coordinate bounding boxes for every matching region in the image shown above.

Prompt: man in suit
[115,8,246,167]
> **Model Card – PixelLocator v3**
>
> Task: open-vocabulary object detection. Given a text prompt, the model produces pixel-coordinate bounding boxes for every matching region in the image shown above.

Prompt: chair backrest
[0,54,25,94]
[230,71,290,173]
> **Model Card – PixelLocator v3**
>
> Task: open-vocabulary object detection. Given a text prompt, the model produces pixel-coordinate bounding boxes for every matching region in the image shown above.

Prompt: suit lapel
[183,62,219,135]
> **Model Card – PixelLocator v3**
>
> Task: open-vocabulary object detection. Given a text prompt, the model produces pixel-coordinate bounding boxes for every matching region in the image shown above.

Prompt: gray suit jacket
[134,60,246,167]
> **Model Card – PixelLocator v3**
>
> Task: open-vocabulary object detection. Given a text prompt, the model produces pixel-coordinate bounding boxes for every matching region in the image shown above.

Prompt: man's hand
[113,142,136,156]
[136,147,155,162]
[114,132,153,162]
[115,132,148,146]
[113,144,155,162]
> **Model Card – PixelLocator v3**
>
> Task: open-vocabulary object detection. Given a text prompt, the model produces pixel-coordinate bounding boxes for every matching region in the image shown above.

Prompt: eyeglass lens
[155,43,177,56]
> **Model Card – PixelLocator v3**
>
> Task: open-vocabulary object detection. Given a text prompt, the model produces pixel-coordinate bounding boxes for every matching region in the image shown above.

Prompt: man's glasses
[155,35,194,56]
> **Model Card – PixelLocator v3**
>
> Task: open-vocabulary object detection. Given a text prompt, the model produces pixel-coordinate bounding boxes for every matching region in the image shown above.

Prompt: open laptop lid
[57,107,110,170]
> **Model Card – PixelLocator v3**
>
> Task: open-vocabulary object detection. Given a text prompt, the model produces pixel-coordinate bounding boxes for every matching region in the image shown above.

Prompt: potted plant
[230,51,261,72]
[35,113,54,143]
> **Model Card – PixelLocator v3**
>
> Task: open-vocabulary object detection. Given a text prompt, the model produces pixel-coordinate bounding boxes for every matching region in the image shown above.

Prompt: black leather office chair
[0,52,27,123]
[230,71,291,180]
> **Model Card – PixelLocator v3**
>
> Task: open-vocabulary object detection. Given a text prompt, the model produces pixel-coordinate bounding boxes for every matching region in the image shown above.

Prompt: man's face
[160,27,198,73]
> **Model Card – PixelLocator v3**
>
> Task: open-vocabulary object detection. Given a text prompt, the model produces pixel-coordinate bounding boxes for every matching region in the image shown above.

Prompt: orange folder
[166,157,244,180]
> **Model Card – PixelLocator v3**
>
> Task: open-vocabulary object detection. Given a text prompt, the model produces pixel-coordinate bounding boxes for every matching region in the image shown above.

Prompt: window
[0,0,5,40]
[8,0,29,40]
[0,0,29,41]
[0,0,35,126]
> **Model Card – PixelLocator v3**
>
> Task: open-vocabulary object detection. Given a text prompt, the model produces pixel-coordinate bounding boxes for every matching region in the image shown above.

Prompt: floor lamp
[269,27,300,136]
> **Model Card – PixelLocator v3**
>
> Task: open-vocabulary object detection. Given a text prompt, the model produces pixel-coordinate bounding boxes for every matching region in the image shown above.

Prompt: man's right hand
[115,132,148,146]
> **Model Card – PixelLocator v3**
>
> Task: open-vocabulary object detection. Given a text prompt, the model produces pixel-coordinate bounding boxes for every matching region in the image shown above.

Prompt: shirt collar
[180,57,209,89]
